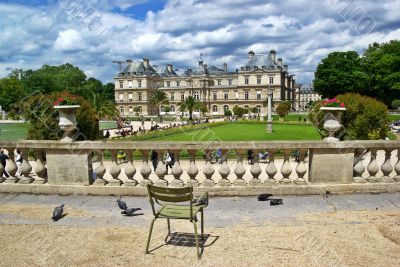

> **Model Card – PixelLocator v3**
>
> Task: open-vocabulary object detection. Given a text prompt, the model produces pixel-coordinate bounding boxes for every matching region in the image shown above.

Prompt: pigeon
[116,198,127,210]
[193,196,208,206]
[52,204,64,221]
[257,193,273,201]
[121,207,142,216]
[270,199,283,206]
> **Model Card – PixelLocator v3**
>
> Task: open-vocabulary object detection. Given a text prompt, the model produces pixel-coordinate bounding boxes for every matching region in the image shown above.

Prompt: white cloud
[53,29,86,52]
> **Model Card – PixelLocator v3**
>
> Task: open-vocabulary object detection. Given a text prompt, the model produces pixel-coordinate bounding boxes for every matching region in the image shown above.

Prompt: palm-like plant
[88,92,119,119]
[178,96,203,121]
[150,90,169,117]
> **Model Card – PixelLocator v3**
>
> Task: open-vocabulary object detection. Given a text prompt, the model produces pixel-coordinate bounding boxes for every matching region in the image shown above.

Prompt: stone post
[186,149,199,187]
[139,150,152,186]
[18,148,33,184]
[124,150,137,186]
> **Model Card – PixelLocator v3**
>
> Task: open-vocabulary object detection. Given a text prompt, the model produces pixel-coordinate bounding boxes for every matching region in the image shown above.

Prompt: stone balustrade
[0,140,399,190]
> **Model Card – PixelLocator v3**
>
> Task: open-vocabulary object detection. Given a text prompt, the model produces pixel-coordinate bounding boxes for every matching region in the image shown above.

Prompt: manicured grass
[0,123,28,141]
[150,123,321,141]
[99,121,117,130]
[389,114,400,121]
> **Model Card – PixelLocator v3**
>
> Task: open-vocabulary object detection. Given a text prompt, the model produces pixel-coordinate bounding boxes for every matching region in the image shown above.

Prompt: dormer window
[176,81,180,87]
[166,81,171,87]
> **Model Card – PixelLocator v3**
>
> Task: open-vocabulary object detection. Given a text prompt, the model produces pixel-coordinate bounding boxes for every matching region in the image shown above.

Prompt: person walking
[150,150,158,172]
[165,150,175,173]
[0,149,9,178]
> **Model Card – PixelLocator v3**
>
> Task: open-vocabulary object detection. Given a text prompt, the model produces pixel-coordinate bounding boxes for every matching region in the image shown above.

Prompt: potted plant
[319,98,346,142]
[53,92,80,142]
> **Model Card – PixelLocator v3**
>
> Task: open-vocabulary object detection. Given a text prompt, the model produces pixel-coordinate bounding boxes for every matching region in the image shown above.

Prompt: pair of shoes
[270,199,283,205]
[257,193,273,201]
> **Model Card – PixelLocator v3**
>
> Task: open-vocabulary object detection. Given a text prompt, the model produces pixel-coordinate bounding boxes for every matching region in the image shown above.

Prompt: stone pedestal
[309,148,354,183]
[46,149,90,185]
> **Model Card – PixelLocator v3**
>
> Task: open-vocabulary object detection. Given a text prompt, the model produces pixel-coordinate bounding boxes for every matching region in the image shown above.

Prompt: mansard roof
[154,65,178,77]
[242,53,278,70]
[120,61,159,77]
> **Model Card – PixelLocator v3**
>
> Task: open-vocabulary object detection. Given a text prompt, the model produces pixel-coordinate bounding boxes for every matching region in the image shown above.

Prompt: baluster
[155,149,168,186]
[294,149,307,184]
[218,150,231,186]
[139,150,152,186]
[367,149,380,183]
[93,151,107,185]
[19,148,33,184]
[381,148,394,183]
[124,150,137,186]
[171,149,184,187]
[4,148,18,183]
[353,149,366,183]
[233,149,246,186]
[249,150,262,185]
[280,150,292,183]
[202,149,215,187]
[394,148,400,182]
[108,150,122,186]
[265,150,277,183]
[0,161,4,183]
[186,149,199,187]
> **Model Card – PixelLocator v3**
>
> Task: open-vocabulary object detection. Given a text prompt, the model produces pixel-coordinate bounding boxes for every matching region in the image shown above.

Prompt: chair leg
[193,221,201,259]
[167,218,171,235]
[201,210,204,236]
[146,218,156,253]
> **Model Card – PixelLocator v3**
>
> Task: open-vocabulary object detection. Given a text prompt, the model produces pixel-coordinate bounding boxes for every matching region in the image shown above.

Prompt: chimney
[248,50,255,59]
[199,60,203,66]
[143,57,150,68]
[283,64,288,72]
[277,58,282,66]
[223,63,227,73]
[270,50,276,62]
[204,63,207,69]
[167,64,173,73]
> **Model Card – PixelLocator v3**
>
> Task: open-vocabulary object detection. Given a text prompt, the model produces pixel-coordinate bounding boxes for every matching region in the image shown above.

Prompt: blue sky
[0,0,399,84]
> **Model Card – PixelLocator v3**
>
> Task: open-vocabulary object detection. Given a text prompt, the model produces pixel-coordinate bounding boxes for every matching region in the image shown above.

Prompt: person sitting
[247,149,254,164]
[103,130,110,141]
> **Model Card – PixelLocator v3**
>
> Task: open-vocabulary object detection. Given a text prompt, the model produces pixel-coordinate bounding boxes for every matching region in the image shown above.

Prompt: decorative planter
[54,105,80,142]
[320,107,346,142]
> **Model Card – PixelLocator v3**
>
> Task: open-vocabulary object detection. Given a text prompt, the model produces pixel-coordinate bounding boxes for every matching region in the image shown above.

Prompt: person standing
[150,150,158,172]
[165,150,175,173]
[0,149,9,178]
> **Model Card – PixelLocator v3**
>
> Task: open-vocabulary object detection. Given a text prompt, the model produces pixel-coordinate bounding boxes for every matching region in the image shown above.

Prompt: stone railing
[0,140,399,194]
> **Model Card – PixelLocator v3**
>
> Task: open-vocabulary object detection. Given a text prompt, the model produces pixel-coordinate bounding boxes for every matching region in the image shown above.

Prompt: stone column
[381,148,394,183]
[18,148,33,184]
[124,150,137,186]
[108,150,122,186]
[394,148,400,182]
[249,151,262,185]
[233,149,246,186]
[171,149,184,187]
[294,149,307,184]
[93,152,107,185]
[367,149,380,183]
[186,149,199,187]
[280,150,292,183]
[265,150,277,183]
[4,149,18,184]
[155,150,167,186]
[353,149,366,183]
[218,150,231,186]
[139,150,152,186]
[202,149,215,187]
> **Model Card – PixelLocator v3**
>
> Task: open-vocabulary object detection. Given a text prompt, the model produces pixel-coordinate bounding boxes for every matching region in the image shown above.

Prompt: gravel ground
[0,193,400,266]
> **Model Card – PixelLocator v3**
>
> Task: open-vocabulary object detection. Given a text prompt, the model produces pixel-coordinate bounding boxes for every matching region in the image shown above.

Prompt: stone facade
[296,83,321,111]
[114,51,297,116]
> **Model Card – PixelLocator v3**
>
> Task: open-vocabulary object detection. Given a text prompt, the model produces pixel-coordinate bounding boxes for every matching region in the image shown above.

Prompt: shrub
[391,100,400,109]
[232,105,245,118]
[309,93,389,140]
[22,91,99,140]
[224,110,232,116]
[276,102,290,118]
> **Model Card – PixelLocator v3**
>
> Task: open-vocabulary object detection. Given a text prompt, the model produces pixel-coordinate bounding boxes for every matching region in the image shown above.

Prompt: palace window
[129,106,133,115]
[138,106,142,113]
[170,93,174,101]
[256,91,261,100]
[213,92,217,100]
[194,91,199,100]
[119,81,123,88]
[245,76,249,85]
[138,80,142,88]
[170,105,175,112]
[128,80,133,88]
[166,81,171,87]
[223,105,229,111]
[257,76,261,85]
[128,93,133,102]
[256,105,261,114]
[119,93,124,102]
[228,79,232,85]
[138,92,142,101]
[269,76,274,84]
[245,91,249,100]
[212,105,218,112]
[224,92,228,100]
[217,79,221,85]
[181,93,185,101]
[176,81,180,87]
[120,106,124,115]
[244,105,249,109]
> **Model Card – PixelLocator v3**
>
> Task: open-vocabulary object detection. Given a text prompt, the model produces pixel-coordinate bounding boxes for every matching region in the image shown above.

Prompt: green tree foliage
[276,102,290,119]
[178,96,202,121]
[391,100,400,109]
[309,93,389,140]
[224,110,232,116]
[0,77,25,111]
[232,105,245,118]
[22,92,99,140]
[150,90,169,117]
[314,51,369,98]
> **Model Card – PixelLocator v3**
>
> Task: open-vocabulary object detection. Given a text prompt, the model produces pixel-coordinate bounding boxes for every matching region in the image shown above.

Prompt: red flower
[340,103,345,107]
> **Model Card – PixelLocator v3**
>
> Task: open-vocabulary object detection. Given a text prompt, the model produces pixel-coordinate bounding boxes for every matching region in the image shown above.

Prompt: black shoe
[270,199,283,205]
[257,193,273,201]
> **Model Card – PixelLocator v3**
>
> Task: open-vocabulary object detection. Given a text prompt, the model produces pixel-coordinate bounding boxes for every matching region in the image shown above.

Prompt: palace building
[114,50,297,116]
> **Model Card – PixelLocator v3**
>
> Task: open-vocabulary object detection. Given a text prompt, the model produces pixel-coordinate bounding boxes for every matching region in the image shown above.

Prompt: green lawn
[151,123,321,141]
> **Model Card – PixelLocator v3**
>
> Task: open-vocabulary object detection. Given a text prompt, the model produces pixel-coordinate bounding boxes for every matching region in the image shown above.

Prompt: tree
[276,102,290,120]
[251,107,258,114]
[198,103,208,117]
[0,77,26,112]
[313,51,369,98]
[392,100,400,109]
[177,96,202,121]
[149,90,169,118]
[87,91,119,120]
[163,106,171,115]
[232,105,245,118]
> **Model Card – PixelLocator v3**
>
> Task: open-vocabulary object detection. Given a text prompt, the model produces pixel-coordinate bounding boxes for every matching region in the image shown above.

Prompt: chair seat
[158,204,202,219]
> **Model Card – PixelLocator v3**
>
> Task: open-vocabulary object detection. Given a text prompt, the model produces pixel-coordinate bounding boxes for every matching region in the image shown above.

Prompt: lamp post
[266,84,274,133]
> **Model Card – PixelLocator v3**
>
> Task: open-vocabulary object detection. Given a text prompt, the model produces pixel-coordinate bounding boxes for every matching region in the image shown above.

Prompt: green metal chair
[145,185,209,259]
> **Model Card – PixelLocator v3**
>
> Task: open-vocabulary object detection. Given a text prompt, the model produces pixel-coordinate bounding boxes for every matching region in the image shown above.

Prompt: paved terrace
[0,193,399,266]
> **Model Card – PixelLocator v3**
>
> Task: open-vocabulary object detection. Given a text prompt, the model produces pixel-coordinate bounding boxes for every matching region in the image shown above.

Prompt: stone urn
[320,107,346,142]
[54,105,80,142]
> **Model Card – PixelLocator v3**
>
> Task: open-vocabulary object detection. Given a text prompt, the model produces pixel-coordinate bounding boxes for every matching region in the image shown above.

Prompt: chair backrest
[147,185,193,203]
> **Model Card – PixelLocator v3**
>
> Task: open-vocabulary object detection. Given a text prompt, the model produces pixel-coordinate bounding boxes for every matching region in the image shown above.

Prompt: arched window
[223,105,229,112]
[256,105,261,114]
[128,106,133,115]
[170,105,175,112]
[212,105,218,112]
[138,106,142,113]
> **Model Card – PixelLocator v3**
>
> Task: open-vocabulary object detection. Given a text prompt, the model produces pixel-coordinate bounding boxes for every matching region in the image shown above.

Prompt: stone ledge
[0,183,400,196]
